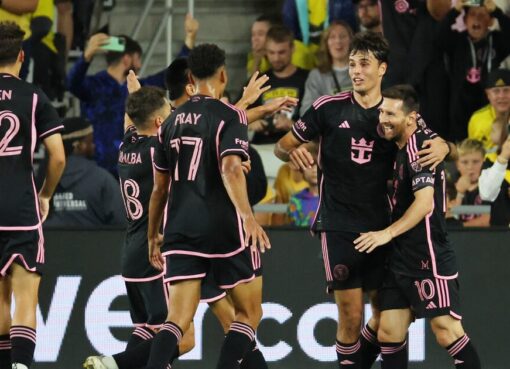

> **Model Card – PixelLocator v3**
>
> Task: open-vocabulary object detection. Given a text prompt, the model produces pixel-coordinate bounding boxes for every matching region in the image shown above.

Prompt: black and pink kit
[154,95,261,288]
[0,73,63,275]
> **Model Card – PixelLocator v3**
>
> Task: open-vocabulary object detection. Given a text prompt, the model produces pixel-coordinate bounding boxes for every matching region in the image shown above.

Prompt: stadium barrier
[30,228,507,369]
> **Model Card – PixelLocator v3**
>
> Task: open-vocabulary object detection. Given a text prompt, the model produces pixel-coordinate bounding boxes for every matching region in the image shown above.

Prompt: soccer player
[275,32,451,369]
[354,84,481,369]
[0,22,65,369]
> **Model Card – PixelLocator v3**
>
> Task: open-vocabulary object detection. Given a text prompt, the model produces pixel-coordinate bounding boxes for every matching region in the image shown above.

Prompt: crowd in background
[2,0,510,228]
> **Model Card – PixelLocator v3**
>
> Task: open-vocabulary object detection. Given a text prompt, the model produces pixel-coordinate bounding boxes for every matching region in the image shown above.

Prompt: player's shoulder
[311,91,353,111]
[213,99,248,125]
[414,127,438,146]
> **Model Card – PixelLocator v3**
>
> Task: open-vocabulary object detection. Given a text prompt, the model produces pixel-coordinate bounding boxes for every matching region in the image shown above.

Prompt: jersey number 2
[0,111,23,156]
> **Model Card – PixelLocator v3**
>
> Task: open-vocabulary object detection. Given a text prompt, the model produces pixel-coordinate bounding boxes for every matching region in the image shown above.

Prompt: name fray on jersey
[118,152,142,164]
[53,192,87,211]
[235,138,249,151]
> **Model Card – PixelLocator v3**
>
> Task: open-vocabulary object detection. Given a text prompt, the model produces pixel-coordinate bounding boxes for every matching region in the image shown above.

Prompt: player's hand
[148,234,165,271]
[273,113,293,131]
[184,13,199,38]
[455,175,471,195]
[84,33,109,62]
[243,216,271,253]
[289,146,314,170]
[354,229,392,253]
[241,160,252,174]
[416,138,449,170]
[241,71,271,107]
[127,70,141,94]
[38,195,50,223]
[262,96,298,116]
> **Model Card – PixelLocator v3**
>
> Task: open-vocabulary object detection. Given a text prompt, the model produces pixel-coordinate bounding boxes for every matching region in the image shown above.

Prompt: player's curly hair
[0,22,25,67]
[187,43,226,80]
[350,31,389,64]
[125,87,167,128]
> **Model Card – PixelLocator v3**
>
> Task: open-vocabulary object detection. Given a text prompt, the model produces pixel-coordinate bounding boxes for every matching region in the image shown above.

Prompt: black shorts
[379,270,462,320]
[0,229,45,276]
[125,277,168,328]
[320,231,389,292]
[163,246,262,290]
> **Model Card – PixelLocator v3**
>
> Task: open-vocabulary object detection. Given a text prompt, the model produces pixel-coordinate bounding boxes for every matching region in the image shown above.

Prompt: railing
[132,0,195,76]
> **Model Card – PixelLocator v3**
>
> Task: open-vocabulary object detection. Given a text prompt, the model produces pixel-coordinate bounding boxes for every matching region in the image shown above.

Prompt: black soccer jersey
[0,73,63,230]
[292,91,396,233]
[154,95,249,257]
[118,126,162,279]
[390,128,457,279]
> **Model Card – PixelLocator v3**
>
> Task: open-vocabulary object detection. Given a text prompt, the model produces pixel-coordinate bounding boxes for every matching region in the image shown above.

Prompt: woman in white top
[300,20,353,115]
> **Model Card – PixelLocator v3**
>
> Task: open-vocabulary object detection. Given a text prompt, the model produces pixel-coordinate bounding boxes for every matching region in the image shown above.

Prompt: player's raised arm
[354,187,434,253]
[39,134,66,222]
[221,155,271,252]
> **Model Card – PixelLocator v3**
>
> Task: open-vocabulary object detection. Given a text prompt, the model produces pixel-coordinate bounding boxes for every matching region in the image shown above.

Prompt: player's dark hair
[350,31,389,64]
[255,14,282,26]
[105,35,143,66]
[165,58,189,100]
[187,43,226,80]
[382,84,420,114]
[125,87,167,129]
[266,25,294,45]
[0,22,25,67]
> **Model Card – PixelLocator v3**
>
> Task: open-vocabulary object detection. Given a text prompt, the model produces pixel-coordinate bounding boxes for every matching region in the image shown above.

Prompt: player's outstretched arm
[235,71,270,110]
[221,155,271,252]
[148,171,170,270]
[275,132,316,170]
[354,187,434,253]
[246,96,299,124]
[416,137,454,169]
[39,134,66,222]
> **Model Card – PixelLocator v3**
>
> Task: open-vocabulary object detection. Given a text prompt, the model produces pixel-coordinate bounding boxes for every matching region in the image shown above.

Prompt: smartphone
[465,0,483,6]
[100,36,126,52]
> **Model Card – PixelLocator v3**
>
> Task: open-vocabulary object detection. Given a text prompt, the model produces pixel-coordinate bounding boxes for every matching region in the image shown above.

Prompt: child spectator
[438,0,510,142]
[455,138,490,226]
[288,163,319,226]
[300,20,353,115]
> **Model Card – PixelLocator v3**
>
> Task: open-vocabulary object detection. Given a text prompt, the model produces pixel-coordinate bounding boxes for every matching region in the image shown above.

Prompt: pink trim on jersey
[0,253,36,276]
[449,311,463,321]
[442,171,447,212]
[163,273,206,283]
[407,134,418,162]
[122,272,164,282]
[216,120,225,172]
[39,125,64,139]
[311,172,324,230]
[448,335,469,356]
[36,225,44,263]
[150,147,156,183]
[218,274,255,290]
[311,92,351,109]
[163,280,171,304]
[163,177,172,230]
[162,245,245,259]
[221,148,249,159]
[222,102,248,125]
[250,246,261,270]
[291,124,309,143]
[313,93,351,110]
[320,233,333,282]
[153,163,169,172]
[0,224,41,231]
[200,291,227,304]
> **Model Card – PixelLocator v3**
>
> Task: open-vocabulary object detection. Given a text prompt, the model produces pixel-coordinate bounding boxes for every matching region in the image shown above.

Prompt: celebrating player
[354,84,481,369]
[0,22,65,369]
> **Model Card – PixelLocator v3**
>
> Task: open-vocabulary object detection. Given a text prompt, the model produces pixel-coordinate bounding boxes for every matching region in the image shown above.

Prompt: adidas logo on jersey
[338,120,350,128]
[340,360,355,365]
[426,301,437,309]
[454,359,464,364]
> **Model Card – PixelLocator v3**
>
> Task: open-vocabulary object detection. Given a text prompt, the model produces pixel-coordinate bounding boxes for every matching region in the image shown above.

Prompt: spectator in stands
[300,20,353,114]
[438,0,510,142]
[288,163,319,226]
[67,14,199,176]
[445,178,464,228]
[0,0,39,79]
[479,113,510,226]
[45,117,126,228]
[55,0,73,56]
[247,14,280,78]
[282,0,357,70]
[455,139,490,227]
[249,25,309,145]
[468,68,510,151]
[380,0,451,137]
[354,0,381,33]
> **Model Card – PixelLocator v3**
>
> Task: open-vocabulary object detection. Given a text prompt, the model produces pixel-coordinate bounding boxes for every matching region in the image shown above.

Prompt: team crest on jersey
[333,264,349,281]
[411,161,422,172]
[351,138,374,165]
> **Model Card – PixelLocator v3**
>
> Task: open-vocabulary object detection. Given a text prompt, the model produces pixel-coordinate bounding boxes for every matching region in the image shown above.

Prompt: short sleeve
[291,103,322,143]
[407,136,434,192]
[36,91,63,139]
[219,106,249,161]
[153,126,169,172]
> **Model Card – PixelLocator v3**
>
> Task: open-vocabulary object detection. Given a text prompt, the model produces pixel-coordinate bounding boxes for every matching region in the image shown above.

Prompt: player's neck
[0,65,20,77]
[397,125,418,149]
[137,128,157,136]
[107,65,127,84]
[273,63,297,79]
[195,81,220,99]
[353,88,382,109]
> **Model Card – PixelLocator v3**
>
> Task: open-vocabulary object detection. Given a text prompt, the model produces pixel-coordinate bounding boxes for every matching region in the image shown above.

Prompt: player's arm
[246,96,298,123]
[416,137,457,169]
[148,170,170,271]
[221,155,271,252]
[39,134,66,222]
[354,187,434,253]
[235,71,270,110]
[275,132,317,170]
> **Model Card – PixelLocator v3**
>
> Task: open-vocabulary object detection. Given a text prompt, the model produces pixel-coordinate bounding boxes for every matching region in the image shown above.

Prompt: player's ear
[219,67,227,84]
[378,61,387,77]
[185,83,196,96]
[407,111,417,126]
[18,49,25,64]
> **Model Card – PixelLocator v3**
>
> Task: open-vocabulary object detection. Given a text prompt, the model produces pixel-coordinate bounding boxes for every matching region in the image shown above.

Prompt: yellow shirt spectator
[468,104,496,152]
